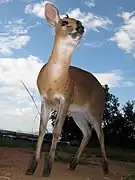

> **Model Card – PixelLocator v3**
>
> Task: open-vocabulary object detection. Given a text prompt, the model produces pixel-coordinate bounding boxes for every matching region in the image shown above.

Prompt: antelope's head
[44,2,84,47]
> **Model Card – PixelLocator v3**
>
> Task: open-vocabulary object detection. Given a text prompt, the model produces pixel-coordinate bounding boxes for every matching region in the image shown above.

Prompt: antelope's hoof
[42,160,52,177]
[102,161,109,174]
[25,158,38,175]
[25,169,34,175]
[69,161,78,171]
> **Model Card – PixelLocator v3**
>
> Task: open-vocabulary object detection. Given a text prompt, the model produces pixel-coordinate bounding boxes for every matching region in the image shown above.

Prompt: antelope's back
[69,66,105,116]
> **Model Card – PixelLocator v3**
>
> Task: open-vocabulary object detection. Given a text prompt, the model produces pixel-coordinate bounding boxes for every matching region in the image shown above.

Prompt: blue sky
[0,0,135,133]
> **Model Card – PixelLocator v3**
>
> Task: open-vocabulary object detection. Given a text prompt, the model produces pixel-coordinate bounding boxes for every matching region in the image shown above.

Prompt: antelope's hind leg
[69,112,92,171]
[92,119,109,174]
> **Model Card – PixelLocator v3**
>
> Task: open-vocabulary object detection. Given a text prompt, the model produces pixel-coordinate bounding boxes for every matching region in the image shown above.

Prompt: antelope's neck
[48,38,75,73]
[37,37,76,96]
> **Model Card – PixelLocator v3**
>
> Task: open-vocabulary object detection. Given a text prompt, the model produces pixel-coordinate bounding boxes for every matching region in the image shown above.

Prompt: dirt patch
[0,147,134,180]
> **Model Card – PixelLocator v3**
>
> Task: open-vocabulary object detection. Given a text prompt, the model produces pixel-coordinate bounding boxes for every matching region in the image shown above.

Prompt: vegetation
[123,174,135,180]
[0,139,135,163]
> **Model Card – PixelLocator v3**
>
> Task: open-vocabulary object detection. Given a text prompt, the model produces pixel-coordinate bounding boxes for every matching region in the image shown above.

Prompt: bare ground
[0,147,134,180]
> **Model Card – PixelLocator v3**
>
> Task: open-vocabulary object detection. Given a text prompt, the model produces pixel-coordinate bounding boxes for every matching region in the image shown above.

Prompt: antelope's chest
[49,63,63,78]
[47,63,71,91]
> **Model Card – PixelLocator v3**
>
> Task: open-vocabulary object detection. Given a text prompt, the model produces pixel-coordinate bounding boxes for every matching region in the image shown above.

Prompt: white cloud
[25,1,58,19]
[0,19,31,55]
[0,0,12,4]
[82,0,96,8]
[110,11,135,58]
[122,81,134,87]
[68,8,112,32]
[0,55,43,133]
[25,1,112,32]
[0,102,41,133]
[84,41,104,48]
[117,11,135,22]
[25,1,45,19]
[0,19,40,56]
[0,55,43,88]
[94,70,123,88]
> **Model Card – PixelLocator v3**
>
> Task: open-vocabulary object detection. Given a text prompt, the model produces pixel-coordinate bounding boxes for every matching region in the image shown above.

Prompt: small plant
[123,174,135,180]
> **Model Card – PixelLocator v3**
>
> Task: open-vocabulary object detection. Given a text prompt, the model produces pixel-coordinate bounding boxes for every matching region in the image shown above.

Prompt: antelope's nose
[76,20,82,27]
[76,20,84,34]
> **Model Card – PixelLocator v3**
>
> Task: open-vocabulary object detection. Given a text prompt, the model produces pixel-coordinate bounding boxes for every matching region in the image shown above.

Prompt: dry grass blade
[21,80,40,115]
[21,80,49,133]
[0,176,10,179]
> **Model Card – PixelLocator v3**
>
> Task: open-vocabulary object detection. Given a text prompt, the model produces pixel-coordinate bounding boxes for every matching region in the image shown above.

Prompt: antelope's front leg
[25,98,50,175]
[42,100,69,177]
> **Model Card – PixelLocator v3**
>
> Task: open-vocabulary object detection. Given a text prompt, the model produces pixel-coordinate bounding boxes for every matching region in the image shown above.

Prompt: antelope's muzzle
[75,20,84,34]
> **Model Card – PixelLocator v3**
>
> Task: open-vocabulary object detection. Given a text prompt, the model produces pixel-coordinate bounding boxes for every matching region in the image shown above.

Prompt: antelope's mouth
[76,25,84,35]
[71,31,83,39]
[69,26,84,40]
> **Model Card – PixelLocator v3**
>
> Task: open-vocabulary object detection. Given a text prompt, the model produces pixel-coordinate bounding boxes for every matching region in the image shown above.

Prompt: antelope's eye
[61,21,69,26]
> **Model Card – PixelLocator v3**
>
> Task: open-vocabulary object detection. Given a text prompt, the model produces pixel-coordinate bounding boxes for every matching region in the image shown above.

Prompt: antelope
[25,2,109,177]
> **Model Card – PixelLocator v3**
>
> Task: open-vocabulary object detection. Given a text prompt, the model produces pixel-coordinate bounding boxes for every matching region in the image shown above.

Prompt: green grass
[56,145,135,163]
[123,174,135,180]
[0,139,35,150]
[1,139,135,164]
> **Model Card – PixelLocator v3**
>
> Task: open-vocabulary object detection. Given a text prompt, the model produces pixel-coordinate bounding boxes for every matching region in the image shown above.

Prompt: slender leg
[93,121,109,174]
[42,100,69,177]
[69,114,92,171]
[69,135,91,171]
[25,98,51,175]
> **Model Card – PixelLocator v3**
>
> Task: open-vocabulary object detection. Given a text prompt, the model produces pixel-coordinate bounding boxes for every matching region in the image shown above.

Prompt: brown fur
[37,63,105,118]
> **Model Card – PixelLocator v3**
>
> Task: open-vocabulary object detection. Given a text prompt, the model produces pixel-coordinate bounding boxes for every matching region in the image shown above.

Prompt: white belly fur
[68,104,91,137]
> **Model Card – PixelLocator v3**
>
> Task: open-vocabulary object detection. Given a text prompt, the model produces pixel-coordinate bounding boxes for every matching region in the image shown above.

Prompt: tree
[121,100,135,148]
[103,85,135,148]
[122,100,135,127]
[103,85,122,138]
[51,109,82,142]
[61,116,83,142]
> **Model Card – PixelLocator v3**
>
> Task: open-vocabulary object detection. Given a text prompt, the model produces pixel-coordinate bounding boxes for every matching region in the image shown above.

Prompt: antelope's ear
[44,2,60,27]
